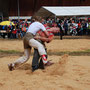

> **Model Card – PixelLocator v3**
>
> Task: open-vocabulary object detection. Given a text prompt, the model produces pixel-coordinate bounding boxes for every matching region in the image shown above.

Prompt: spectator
[63,19,68,35]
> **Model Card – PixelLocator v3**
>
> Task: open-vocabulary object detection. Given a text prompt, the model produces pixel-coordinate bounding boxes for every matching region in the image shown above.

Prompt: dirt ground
[0,38,90,90]
[0,38,90,52]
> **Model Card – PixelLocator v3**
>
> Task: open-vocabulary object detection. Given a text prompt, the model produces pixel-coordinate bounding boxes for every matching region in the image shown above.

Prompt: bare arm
[34,35,54,43]
[43,30,49,37]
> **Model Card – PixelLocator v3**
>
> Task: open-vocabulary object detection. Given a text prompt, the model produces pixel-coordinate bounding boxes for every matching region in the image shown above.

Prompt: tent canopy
[34,6,90,18]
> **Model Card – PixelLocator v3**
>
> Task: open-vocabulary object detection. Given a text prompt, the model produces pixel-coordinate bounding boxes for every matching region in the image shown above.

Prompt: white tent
[34,6,90,18]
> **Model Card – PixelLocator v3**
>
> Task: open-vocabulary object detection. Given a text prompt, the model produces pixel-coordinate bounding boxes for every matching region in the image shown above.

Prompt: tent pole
[17,0,20,21]
[55,15,56,22]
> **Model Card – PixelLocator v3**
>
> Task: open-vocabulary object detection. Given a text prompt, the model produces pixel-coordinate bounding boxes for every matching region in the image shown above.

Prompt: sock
[41,55,47,64]
[12,63,15,67]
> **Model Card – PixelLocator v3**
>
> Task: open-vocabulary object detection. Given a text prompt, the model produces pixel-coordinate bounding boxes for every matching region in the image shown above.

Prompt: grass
[0,49,90,56]
[0,50,22,54]
[48,49,90,56]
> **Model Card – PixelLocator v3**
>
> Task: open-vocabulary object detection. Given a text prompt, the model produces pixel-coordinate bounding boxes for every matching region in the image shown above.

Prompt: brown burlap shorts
[23,32,34,49]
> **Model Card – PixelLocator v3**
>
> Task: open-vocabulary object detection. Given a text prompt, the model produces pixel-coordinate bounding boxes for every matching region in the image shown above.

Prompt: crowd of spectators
[0,17,90,39]
[42,17,90,36]
[0,19,30,39]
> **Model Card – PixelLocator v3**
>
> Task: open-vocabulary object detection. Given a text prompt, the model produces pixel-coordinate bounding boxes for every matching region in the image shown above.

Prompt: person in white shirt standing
[8,16,51,71]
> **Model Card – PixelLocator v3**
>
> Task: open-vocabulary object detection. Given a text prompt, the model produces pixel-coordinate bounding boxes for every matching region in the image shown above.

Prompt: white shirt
[27,21,46,35]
